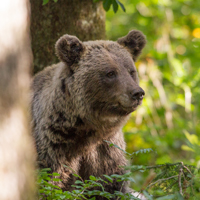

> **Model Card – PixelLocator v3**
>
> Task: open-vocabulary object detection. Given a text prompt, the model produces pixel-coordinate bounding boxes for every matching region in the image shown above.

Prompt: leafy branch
[37,143,200,199]
[42,0,126,13]
[94,0,126,13]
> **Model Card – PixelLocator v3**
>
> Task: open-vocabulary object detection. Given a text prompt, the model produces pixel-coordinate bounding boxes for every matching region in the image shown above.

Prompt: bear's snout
[118,86,145,112]
[130,88,145,101]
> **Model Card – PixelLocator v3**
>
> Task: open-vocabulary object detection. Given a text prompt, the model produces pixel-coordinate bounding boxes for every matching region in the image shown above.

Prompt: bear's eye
[130,71,136,78]
[106,71,116,78]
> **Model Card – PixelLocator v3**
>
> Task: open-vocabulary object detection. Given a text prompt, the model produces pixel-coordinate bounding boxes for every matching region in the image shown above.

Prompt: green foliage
[106,0,200,173]
[42,0,57,5]
[37,164,200,199]
[37,143,200,199]
[106,1,200,195]
[125,162,200,199]
[98,0,126,13]
[37,168,140,199]
[105,139,155,157]
[182,131,200,156]
[37,168,64,199]
[42,0,126,13]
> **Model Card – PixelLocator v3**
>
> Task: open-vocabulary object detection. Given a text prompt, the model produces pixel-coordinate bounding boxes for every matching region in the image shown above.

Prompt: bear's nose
[130,88,145,101]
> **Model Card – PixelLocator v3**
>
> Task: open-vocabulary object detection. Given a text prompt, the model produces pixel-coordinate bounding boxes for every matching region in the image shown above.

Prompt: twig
[182,166,195,196]
[74,184,97,200]
[74,188,87,200]
[183,165,193,176]
[147,175,178,189]
[178,167,183,195]
[163,180,178,192]
[117,181,125,200]
[182,162,195,196]
[131,162,184,172]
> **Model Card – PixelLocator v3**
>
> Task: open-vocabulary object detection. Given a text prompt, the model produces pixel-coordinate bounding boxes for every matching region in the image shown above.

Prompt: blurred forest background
[1,0,200,199]
[105,0,200,189]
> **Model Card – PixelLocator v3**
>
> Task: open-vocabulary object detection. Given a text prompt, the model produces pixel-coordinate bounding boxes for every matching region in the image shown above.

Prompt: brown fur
[31,30,146,199]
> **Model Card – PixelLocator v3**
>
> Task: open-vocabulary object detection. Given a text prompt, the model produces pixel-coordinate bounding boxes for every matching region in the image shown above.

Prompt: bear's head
[55,30,146,127]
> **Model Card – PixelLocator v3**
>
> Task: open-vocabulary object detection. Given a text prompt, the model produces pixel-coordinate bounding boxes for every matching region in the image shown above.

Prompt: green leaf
[42,0,49,5]
[143,191,153,200]
[131,148,154,156]
[72,190,81,194]
[41,168,51,171]
[156,194,176,200]
[52,172,60,176]
[52,178,62,182]
[126,177,135,183]
[89,175,97,181]
[112,0,118,13]
[175,193,184,200]
[103,175,113,183]
[51,185,62,189]
[104,140,130,155]
[72,185,83,189]
[60,195,67,200]
[116,0,126,12]
[45,177,51,181]
[72,173,81,178]
[53,0,58,2]
[93,0,100,2]
[88,197,96,200]
[75,180,83,184]
[103,0,112,11]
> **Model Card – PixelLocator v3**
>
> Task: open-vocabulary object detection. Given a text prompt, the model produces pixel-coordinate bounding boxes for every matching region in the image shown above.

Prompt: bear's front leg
[37,142,82,192]
[79,133,128,199]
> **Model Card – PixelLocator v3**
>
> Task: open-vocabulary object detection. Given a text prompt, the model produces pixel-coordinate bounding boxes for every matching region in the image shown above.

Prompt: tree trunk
[30,0,106,74]
[0,0,36,199]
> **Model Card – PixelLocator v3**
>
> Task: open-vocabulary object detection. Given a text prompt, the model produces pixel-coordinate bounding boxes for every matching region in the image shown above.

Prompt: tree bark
[0,0,36,199]
[30,0,106,74]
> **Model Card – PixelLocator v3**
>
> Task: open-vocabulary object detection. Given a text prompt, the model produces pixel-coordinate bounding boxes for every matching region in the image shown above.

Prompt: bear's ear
[55,34,85,66]
[117,30,146,61]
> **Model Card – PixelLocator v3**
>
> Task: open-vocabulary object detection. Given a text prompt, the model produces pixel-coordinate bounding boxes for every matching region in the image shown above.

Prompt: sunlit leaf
[112,0,118,13]
[103,0,112,11]
[116,0,126,12]
[42,0,49,5]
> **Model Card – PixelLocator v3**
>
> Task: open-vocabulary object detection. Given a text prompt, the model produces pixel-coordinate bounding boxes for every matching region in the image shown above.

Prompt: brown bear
[31,30,146,199]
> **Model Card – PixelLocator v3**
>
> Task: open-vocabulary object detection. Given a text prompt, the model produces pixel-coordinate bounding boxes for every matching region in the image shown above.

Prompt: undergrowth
[37,142,200,200]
